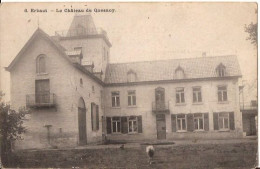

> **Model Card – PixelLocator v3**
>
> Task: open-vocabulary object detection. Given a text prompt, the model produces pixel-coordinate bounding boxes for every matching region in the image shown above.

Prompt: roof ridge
[108,55,237,65]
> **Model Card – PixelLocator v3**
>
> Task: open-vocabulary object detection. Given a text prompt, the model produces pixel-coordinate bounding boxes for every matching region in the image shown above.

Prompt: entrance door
[156,114,166,139]
[35,79,50,104]
[250,116,256,135]
[78,98,87,145]
[155,87,165,110]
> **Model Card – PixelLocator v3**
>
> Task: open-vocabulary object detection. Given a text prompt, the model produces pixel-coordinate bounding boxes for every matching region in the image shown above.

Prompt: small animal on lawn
[146,145,155,164]
[120,144,125,149]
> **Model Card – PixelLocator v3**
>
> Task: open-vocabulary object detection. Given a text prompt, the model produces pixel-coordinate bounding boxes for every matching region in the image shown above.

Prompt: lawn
[3,141,257,169]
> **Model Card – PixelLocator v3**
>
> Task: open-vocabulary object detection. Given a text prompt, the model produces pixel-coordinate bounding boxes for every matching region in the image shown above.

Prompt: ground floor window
[128,116,138,133]
[112,117,121,133]
[218,112,229,130]
[177,114,186,131]
[106,116,142,134]
[213,112,235,131]
[172,113,209,132]
[194,113,204,131]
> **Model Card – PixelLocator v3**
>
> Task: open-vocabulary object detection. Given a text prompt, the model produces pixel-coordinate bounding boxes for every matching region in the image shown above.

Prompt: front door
[156,114,166,139]
[35,79,50,104]
[155,87,165,110]
[78,107,87,145]
[250,116,256,135]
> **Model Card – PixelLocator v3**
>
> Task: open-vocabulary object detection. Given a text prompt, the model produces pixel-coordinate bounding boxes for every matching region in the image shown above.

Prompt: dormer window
[36,54,46,74]
[175,65,184,79]
[127,69,137,82]
[216,63,226,77]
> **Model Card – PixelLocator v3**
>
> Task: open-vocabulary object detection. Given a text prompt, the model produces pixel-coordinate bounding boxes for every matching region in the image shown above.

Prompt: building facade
[6,15,243,149]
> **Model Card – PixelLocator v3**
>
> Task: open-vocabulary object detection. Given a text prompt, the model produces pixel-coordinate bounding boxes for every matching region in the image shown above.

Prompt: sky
[0,2,257,101]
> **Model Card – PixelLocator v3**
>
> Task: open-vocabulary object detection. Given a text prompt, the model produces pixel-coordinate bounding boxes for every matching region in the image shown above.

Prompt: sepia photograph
[0,2,258,168]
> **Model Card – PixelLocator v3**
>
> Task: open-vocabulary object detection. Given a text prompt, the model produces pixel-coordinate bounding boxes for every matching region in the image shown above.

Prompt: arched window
[36,55,46,74]
[127,69,137,82]
[216,63,226,77]
[175,65,184,79]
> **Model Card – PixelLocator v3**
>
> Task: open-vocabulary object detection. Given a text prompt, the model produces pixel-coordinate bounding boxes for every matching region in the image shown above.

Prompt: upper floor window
[80,78,83,87]
[127,70,137,82]
[128,90,136,106]
[218,86,227,102]
[112,91,120,107]
[175,66,185,79]
[103,47,106,61]
[36,55,46,74]
[193,87,202,103]
[176,88,185,104]
[92,85,95,93]
[216,63,226,77]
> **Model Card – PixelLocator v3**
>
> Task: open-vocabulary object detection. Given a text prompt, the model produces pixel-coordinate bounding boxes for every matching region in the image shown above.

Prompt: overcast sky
[0,3,257,101]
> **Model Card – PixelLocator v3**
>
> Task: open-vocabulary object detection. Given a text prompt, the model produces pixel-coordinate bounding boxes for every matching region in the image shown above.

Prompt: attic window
[175,66,184,79]
[127,70,137,82]
[36,54,46,74]
[216,63,226,77]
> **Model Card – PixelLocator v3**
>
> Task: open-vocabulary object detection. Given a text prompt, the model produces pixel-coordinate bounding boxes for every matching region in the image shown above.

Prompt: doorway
[78,97,87,145]
[156,114,166,139]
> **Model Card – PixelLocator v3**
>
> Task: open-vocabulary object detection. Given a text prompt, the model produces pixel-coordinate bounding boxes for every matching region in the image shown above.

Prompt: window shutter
[229,112,235,130]
[106,117,112,134]
[213,113,219,130]
[96,105,99,130]
[171,114,176,132]
[121,116,128,134]
[204,113,209,131]
[187,114,194,132]
[91,103,94,131]
[137,116,142,133]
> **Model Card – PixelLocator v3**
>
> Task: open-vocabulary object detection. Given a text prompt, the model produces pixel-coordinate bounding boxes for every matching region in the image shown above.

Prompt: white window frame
[112,117,121,133]
[176,114,187,132]
[112,91,120,107]
[193,87,202,103]
[194,113,204,131]
[36,55,47,74]
[128,90,136,106]
[128,116,138,133]
[218,86,228,102]
[176,88,185,104]
[218,112,229,130]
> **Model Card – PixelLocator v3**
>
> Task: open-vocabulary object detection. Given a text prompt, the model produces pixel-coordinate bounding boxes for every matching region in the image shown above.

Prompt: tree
[0,93,29,166]
[244,22,258,46]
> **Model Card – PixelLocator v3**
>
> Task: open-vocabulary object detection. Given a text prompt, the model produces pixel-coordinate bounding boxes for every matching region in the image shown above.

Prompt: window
[194,113,204,130]
[128,90,136,106]
[193,87,202,103]
[103,47,106,61]
[176,88,185,103]
[112,91,120,107]
[216,63,226,77]
[36,55,46,74]
[74,47,82,51]
[218,112,229,130]
[92,86,95,93]
[177,114,186,131]
[80,78,83,87]
[91,103,99,131]
[218,86,227,102]
[175,66,185,79]
[112,117,121,133]
[128,116,138,133]
[127,70,137,82]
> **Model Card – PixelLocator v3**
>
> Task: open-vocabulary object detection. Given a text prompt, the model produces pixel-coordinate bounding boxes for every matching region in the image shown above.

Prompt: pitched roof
[104,55,242,84]
[5,28,104,86]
